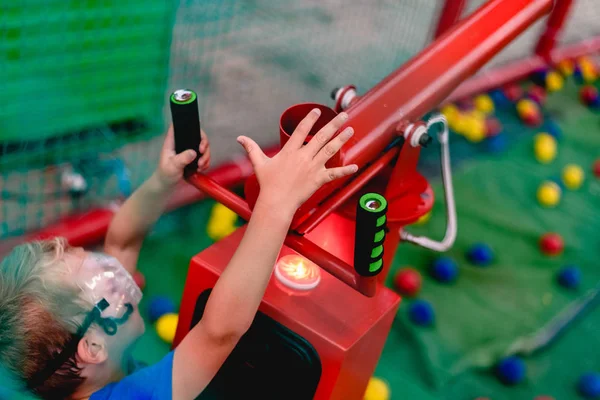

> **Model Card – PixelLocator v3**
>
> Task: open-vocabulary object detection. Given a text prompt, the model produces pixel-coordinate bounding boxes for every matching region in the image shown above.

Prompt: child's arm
[104,126,210,274]
[172,109,356,399]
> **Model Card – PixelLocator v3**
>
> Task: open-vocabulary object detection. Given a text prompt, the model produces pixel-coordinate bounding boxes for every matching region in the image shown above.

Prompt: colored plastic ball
[539,233,564,256]
[594,159,600,178]
[527,85,547,105]
[562,164,585,190]
[133,271,146,291]
[534,133,557,164]
[557,265,581,289]
[457,99,475,111]
[441,104,459,126]
[449,113,467,135]
[489,89,510,108]
[363,377,390,400]
[557,58,575,76]
[516,98,538,116]
[580,85,600,108]
[574,67,585,84]
[463,115,486,143]
[474,94,495,114]
[156,313,179,344]
[545,71,564,92]
[148,296,177,323]
[485,117,502,137]
[467,243,494,266]
[408,300,435,326]
[486,134,507,153]
[544,120,562,140]
[578,372,600,399]
[496,356,526,385]
[207,203,238,241]
[578,57,599,82]
[537,181,561,207]
[530,68,549,87]
[504,84,523,102]
[394,268,422,297]
[430,257,459,283]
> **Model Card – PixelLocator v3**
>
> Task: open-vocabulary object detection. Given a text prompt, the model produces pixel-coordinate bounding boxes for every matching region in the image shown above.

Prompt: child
[0,108,356,399]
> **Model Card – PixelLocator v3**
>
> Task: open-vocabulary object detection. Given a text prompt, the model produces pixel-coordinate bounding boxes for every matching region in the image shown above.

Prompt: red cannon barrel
[256,0,553,224]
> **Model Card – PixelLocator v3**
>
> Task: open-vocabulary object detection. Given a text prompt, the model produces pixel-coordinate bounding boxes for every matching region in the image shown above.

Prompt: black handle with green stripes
[354,193,388,277]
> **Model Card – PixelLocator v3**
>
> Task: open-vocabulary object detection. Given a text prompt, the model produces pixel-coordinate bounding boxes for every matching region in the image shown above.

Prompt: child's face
[64,248,145,368]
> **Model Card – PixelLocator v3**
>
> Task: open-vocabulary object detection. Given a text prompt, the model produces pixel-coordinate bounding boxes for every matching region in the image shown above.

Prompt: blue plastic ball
[530,68,549,87]
[148,296,177,323]
[496,356,526,385]
[545,120,562,140]
[557,265,582,289]
[489,89,510,108]
[574,67,584,84]
[578,373,600,398]
[430,257,459,283]
[486,134,507,153]
[467,243,494,266]
[408,300,435,326]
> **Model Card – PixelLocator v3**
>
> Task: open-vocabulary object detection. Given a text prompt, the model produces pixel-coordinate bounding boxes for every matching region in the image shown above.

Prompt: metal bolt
[173,89,192,102]
[366,199,381,210]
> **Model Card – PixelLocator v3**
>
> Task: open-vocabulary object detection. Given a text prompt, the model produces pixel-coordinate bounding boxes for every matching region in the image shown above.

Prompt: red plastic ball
[134,271,146,290]
[521,109,543,127]
[485,117,502,137]
[393,268,422,297]
[528,85,547,105]
[504,84,523,102]
[594,159,600,178]
[539,233,564,256]
[580,85,599,105]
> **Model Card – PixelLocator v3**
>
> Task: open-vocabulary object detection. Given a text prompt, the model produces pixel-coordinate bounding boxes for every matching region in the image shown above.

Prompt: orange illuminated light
[274,254,321,291]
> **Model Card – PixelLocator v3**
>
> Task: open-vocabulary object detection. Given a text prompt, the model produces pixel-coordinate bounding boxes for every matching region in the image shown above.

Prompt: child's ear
[77,332,108,365]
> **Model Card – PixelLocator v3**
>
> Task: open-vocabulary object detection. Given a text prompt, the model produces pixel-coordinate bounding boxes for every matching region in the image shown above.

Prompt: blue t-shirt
[90,351,174,400]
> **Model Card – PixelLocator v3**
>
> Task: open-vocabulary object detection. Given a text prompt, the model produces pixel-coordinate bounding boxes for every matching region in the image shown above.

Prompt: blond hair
[0,237,88,399]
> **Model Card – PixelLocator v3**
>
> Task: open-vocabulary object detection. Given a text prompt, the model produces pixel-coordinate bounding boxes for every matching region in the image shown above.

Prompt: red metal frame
[434,0,466,38]
[535,0,575,60]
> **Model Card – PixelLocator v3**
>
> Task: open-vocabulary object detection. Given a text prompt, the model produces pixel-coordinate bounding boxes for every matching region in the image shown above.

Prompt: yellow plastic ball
[581,63,598,83]
[414,211,431,226]
[156,313,179,344]
[562,164,585,190]
[363,377,390,400]
[545,71,564,92]
[533,133,557,164]
[449,113,467,135]
[537,181,561,208]
[211,203,237,222]
[441,104,459,121]
[474,94,495,114]
[463,116,486,143]
[516,99,537,116]
[557,59,574,76]
[207,220,237,241]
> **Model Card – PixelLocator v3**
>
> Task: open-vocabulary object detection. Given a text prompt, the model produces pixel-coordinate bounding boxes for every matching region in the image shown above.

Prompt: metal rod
[535,0,575,60]
[295,147,400,234]
[434,0,466,38]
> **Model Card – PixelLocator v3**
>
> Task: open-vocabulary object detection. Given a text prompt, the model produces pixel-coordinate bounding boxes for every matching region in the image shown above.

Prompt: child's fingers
[305,112,348,157]
[314,126,354,165]
[197,149,211,170]
[237,136,268,169]
[173,149,197,170]
[161,125,176,155]
[320,164,358,185]
[286,108,321,149]
[199,130,209,153]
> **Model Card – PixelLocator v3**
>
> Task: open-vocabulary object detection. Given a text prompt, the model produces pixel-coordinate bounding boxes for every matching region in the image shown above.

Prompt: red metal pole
[446,35,600,102]
[296,0,552,218]
[535,0,575,61]
[434,0,466,38]
[295,147,399,234]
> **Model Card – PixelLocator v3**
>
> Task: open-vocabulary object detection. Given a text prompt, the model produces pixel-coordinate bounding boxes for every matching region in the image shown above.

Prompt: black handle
[170,89,202,175]
[353,193,388,277]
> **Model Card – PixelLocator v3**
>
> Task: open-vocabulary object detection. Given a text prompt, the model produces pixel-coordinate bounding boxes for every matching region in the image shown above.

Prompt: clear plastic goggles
[75,252,142,320]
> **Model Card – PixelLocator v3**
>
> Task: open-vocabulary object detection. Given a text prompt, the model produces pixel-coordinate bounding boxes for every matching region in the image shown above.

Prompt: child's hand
[237,109,357,214]
[155,124,211,188]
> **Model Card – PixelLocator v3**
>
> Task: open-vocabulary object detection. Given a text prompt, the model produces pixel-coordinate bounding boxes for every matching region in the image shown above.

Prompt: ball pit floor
[132,79,600,400]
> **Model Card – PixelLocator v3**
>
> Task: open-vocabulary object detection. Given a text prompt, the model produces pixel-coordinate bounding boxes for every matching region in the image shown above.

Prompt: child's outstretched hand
[237,109,357,214]
[156,124,211,188]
